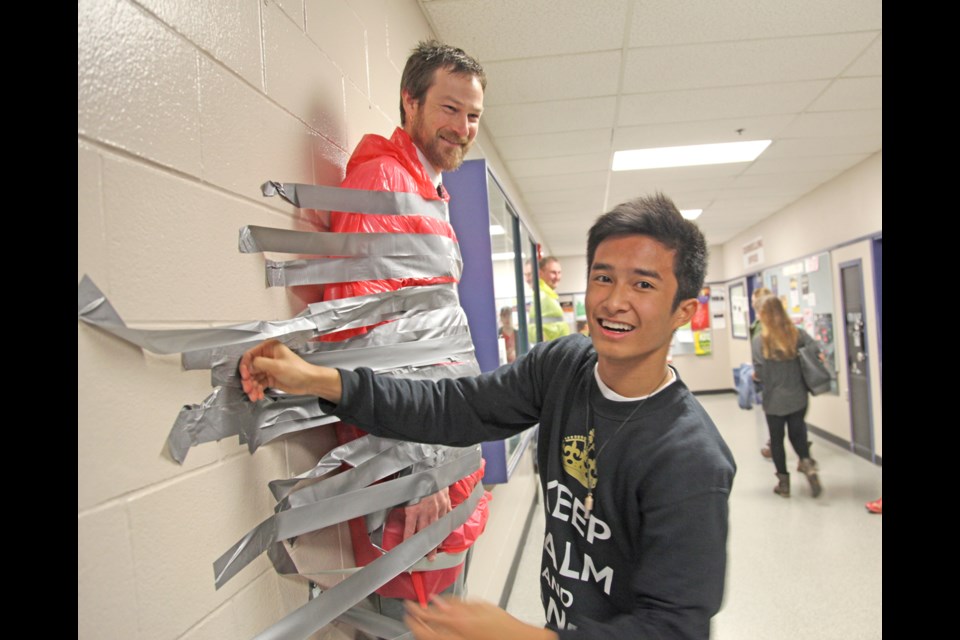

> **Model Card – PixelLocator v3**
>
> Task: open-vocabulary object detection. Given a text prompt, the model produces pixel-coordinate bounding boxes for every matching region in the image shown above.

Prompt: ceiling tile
[495,129,612,160]
[483,97,617,137]
[744,153,870,176]
[516,171,609,193]
[629,0,882,45]
[613,116,794,150]
[420,0,629,60]
[844,34,882,76]
[780,110,882,138]
[483,51,621,105]
[623,33,876,93]
[762,135,881,158]
[617,81,828,125]
[506,153,611,178]
[808,77,882,112]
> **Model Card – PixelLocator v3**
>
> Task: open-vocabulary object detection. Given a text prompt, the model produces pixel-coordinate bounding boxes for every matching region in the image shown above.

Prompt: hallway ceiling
[419,0,882,255]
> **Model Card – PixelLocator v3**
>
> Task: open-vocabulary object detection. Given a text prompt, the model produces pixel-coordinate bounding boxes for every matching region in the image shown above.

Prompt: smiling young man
[241,195,736,640]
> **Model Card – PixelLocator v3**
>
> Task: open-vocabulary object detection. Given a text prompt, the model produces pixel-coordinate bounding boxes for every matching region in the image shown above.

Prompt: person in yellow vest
[533,256,571,342]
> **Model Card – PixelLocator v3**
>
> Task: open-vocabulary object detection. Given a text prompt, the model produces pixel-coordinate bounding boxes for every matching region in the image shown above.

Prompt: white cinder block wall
[78,1,542,638]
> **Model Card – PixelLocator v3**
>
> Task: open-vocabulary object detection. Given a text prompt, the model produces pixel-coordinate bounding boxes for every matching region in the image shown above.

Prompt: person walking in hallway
[752,295,823,498]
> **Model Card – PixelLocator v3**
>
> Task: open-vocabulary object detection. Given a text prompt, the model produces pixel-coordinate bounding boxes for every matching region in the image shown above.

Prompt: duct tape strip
[80,275,459,356]
[281,441,447,510]
[214,446,481,589]
[166,386,249,462]
[251,481,484,640]
[268,435,401,501]
[301,548,468,576]
[188,305,470,374]
[335,606,413,640]
[166,388,336,463]
[169,356,478,464]
[264,254,461,288]
[261,180,447,221]
[239,226,458,259]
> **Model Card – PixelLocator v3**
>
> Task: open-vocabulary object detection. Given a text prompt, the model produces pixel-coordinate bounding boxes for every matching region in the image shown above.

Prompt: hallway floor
[505,392,883,639]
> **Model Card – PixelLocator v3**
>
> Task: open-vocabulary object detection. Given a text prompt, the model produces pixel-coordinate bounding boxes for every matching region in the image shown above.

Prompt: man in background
[536,256,571,341]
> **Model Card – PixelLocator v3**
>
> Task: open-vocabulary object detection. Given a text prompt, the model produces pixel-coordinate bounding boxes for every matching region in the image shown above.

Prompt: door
[841,260,874,462]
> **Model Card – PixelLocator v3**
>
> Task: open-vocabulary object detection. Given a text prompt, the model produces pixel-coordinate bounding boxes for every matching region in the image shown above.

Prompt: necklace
[584,367,671,517]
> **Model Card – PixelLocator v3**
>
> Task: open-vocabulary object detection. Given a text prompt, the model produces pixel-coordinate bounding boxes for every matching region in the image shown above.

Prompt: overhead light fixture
[489,224,506,236]
[680,209,702,220]
[492,251,515,261]
[612,140,771,171]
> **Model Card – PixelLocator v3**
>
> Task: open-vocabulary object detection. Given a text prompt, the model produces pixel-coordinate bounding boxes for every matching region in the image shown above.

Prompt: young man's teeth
[601,320,633,332]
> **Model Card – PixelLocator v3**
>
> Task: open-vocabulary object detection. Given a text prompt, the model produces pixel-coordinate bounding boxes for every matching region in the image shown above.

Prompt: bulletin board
[761,251,839,393]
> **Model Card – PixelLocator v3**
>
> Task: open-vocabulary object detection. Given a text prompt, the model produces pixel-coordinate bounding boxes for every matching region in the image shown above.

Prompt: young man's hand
[404,598,558,640]
[238,340,341,403]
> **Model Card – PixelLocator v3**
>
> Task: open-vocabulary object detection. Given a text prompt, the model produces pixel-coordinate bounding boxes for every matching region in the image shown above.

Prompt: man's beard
[410,116,471,172]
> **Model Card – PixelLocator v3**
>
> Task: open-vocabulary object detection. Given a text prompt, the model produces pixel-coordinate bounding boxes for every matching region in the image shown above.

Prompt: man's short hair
[399,40,486,125]
[538,256,560,270]
[586,194,708,309]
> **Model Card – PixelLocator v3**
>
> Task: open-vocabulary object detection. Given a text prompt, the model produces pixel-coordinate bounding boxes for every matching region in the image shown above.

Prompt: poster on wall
[710,285,727,329]
[729,282,748,339]
[691,287,713,356]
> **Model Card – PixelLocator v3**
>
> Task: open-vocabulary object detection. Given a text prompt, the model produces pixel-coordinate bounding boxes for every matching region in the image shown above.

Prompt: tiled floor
[505,392,883,639]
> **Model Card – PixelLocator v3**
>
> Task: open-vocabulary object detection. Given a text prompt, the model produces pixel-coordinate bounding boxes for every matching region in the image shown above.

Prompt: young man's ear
[401,89,418,121]
[672,298,699,330]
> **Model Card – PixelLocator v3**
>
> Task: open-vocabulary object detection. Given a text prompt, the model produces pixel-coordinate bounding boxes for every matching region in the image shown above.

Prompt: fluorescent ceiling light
[680,209,702,220]
[492,251,515,261]
[490,224,506,236]
[613,140,772,171]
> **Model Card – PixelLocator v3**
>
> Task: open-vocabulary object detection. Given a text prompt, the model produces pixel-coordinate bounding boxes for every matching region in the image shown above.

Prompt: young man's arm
[239,340,342,403]
[404,599,558,640]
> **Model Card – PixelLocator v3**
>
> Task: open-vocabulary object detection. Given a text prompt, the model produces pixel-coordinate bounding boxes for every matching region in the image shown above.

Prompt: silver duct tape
[541,315,564,323]
[167,390,336,464]
[300,548,468,576]
[78,275,317,355]
[80,275,458,356]
[248,414,341,451]
[166,386,248,463]
[214,446,481,589]
[282,441,447,511]
[299,332,476,372]
[239,226,458,259]
[172,355,477,463]
[269,435,401,501]
[191,306,470,376]
[261,180,447,220]
[336,607,413,640]
[264,254,461,288]
[251,482,483,640]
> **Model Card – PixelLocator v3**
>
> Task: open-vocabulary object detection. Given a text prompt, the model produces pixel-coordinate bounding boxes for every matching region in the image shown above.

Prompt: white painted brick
[78,0,202,175]
[385,0,434,67]
[128,450,288,640]
[311,130,350,189]
[79,143,107,285]
[284,426,341,477]
[305,0,368,94]
[78,327,219,511]
[263,2,348,148]
[349,0,401,118]
[179,604,238,640]
[199,56,320,203]
[135,0,263,89]
[275,0,306,26]
[345,82,394,152]
[101,154,294,323]
[78,505,138,639]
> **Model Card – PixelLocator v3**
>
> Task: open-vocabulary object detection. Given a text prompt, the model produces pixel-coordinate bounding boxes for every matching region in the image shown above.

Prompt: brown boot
[798,458,822,498]
[774,473,790,498]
